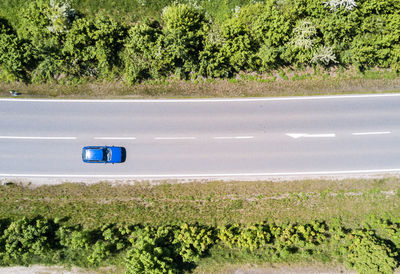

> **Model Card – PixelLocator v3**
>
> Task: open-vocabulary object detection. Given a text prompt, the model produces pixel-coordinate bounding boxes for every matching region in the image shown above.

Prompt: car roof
[84,147,105,161]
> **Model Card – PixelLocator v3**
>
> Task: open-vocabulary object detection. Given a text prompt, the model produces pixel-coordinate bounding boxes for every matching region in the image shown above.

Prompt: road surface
[1,94,400,179]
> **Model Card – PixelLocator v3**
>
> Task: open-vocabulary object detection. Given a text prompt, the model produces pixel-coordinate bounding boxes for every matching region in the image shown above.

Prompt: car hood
[108,147,122,163]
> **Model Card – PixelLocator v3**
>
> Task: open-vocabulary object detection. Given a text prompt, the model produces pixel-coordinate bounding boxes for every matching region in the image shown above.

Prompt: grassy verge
[0,0,253,26]
[1,68,399,99]
[1,177,400,272]
[1,177,399,229]
[194,262,350,274]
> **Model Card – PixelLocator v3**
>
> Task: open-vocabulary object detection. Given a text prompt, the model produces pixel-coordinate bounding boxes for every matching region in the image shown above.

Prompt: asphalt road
[1,94,400,179]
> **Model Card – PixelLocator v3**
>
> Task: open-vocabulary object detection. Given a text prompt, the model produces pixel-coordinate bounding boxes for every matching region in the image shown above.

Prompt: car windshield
[106,148,111,161]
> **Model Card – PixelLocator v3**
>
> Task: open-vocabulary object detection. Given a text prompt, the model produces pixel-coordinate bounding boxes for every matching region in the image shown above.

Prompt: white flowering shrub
[311,46,338,65]
[291,19,317,49]
[46,0,76,34]
[232,6,241,17]
[324,0,357,11]
[137,0,147,6]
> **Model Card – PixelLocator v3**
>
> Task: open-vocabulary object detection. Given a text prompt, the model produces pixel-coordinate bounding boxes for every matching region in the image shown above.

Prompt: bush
[250,1,294,70]
[218,223,271,251]
[173,223,214,263]
[0,18,33,82]
[198,23,232,78]
[219,15,258,73]
[2,0,400,83]
[122,20,167,84]
[346,230,398,273]
[0,216,398,272]
[16,0,77,82]
[18,0,76,50]
[161,3,208,79]
[0,217,58,265]
[62,16,126,79]
[318,8,360,65]
[125,226,177,273]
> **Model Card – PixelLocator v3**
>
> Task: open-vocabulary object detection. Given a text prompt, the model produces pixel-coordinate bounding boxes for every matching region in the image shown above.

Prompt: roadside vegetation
[1,66,400,98]
[0,178,400,272]
[1,0,400,96]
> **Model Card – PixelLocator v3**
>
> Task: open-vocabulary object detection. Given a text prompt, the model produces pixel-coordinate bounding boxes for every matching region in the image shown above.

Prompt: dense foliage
[0,0,399,84]
[0,215,400,273]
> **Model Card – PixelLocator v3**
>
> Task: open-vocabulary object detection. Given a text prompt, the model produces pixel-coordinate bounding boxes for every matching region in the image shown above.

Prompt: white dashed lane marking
[352,131,391,136]
[94,137,137,140]
[286,133,336,139]
[0,136,76,140]
[154,137,196,140]
[213,136,254,140]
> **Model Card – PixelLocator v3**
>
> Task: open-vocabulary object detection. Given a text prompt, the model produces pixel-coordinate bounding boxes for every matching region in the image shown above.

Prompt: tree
[122,20,168,84]
[161,3,208,79]
[324,0,357,11]
[173,223,214,263]
[346,230,398,274]
[62,16,126,79]
[219,15,258,73]
[18,0,76,50]
[0,18,33,82]
[0,217,58,265]
[17,0,77,83]
[125,226,178,273]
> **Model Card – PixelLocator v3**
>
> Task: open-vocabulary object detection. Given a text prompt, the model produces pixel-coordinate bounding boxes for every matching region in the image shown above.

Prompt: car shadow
[120,147,127,163]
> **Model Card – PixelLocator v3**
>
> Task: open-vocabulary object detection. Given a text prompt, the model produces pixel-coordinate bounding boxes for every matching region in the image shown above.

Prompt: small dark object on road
[9,90,21,96]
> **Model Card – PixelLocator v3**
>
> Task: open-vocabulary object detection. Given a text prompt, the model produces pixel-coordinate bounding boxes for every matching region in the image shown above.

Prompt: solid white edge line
[0,136,76,140]
[352,131,391,136]
[3,168,400,178]
[154,137,196,140]
[94,137,136,140]
[1,93,400,103]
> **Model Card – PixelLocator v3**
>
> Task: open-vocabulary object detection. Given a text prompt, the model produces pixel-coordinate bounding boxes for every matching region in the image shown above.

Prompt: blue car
[82,146,126,163]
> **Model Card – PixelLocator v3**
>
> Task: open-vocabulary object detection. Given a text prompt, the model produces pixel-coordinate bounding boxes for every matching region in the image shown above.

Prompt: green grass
[1,67,400,99]
[194,247,342,273]
[0,0,253,27]
[1,177,399,229]
[0,178,399,272]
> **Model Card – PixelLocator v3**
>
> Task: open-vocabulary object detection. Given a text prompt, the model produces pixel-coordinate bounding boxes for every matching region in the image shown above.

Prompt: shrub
[345,230,398,273]
[219,15,258,73]
[249,1,294,47]
[16,0,76,82]
[0,18,33,81]
[18,0,76,50]
[125,226,177,273]
[161,3,208,79]
[281,19,321,66]
[2,0,400,82]
[63,16,126,78]
[318,8,360,57]
[173,223,214,263]
[311,45,338,66]
[122,20,168,84]
[250,1,294,71]
[198,23,232,78]
[0,216,399,272]
[218,223,271,251]
[0,217,58,265]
